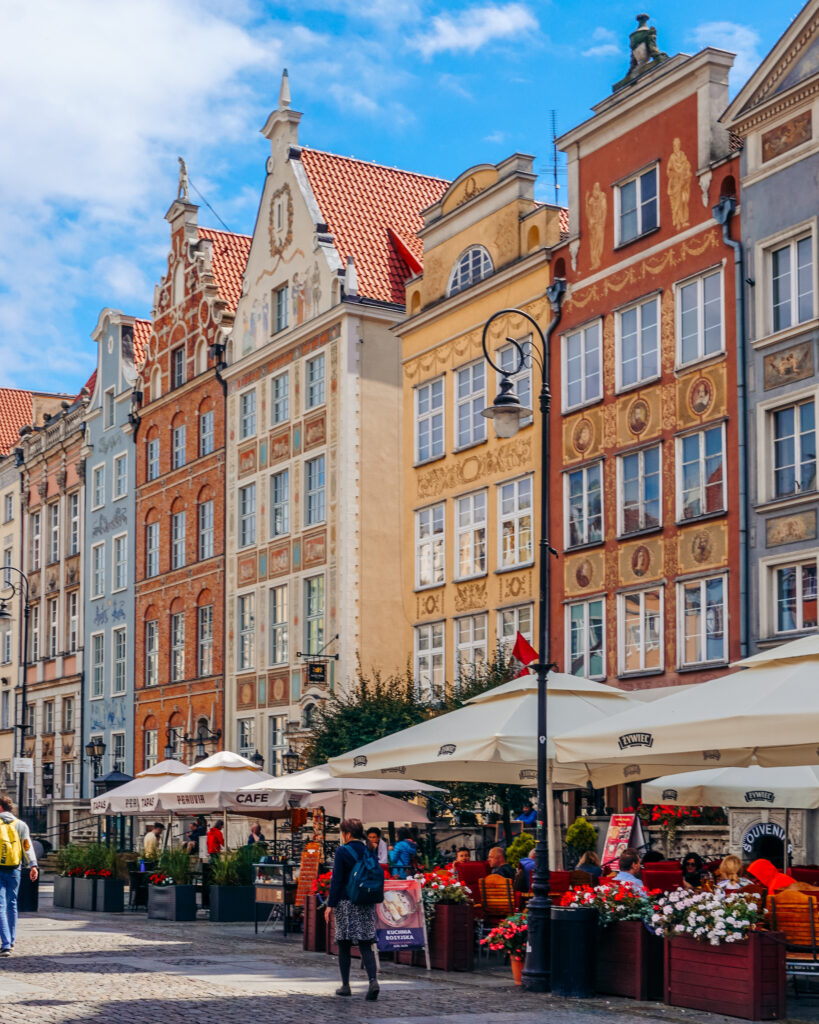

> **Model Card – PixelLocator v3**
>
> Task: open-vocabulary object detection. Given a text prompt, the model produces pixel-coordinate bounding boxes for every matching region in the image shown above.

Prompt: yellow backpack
[0,818,22,868]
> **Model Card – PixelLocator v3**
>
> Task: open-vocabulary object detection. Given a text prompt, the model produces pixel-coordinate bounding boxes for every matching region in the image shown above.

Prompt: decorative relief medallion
[631,544,651,577]
[573,418,594,454]
[691,530,713,564]
[456,175,483,206]
[565,552,604,597]
[268,182,294,258]
[688,376,714,416]
[454,580,488,612]
[238,678,256,709]
[766,510,817,548]
[416,589,444,619]
[679,524,727,573]
[238,442,257,478]
[575,558,594,589]
[620,539,663,585]
[764,341,814,390]
[417,437,532,501]
[500,573,533,602]
[303,529,327,569]
[237,553,257,586]
[268,542,290,577]
[303,413,326,451]
[627,398,650,436]
[269,673,289,705]
[269,430,290,464]
[762,110,812,162]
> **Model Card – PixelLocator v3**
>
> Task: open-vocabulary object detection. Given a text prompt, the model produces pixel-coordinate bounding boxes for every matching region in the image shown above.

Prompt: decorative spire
[344,256,359,297]
[279,68,291,110]
[612,13,669,93]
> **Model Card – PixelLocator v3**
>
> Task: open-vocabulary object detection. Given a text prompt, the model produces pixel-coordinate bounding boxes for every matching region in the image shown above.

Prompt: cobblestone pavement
[1,891,818,1024]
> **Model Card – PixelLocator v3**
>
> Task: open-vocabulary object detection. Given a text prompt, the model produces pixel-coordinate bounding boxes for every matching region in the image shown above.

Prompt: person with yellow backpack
[0,795,38,957]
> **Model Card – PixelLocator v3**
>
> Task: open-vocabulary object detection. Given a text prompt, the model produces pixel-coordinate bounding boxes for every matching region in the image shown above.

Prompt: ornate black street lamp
[84,736,107,794]
[0,567,31,815]
[183,723,222,764]
[480,280,565,992]
[250,749,265,770]
[282,746,300,774]
[163,727,178,762]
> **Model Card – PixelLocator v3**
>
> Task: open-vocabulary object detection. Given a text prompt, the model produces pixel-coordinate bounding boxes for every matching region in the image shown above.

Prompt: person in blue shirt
[516,802,537,825]
[389,829,417,878]
[613,848,646,894]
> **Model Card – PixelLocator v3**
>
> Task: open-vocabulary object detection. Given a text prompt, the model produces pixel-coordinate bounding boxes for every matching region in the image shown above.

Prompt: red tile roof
[198,227,251,312]
[559,207,570,234]
[299,148,449,304]
[0,388,34,456]
[133,318,151,371]
[78,371,96,402]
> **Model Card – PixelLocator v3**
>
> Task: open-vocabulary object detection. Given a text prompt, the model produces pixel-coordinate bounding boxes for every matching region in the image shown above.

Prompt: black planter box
[96,878,124,913]
[209,885,256,922]
[73,877,97,911]
[148,884,197,921]
[53,875,74,909]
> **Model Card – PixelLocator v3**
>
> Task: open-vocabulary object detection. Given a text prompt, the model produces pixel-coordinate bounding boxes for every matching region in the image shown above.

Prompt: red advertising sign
[600,813,644,870]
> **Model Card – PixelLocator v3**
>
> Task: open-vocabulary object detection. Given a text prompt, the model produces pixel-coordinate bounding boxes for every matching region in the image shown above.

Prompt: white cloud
[410,3,538,59]
[582,26,620,59]
[95,256,151,303]
[484,130,506,143]
[691,21,761,89]
[438,73,474,100]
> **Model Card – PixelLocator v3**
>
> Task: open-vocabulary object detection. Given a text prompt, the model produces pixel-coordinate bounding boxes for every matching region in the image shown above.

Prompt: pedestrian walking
[0,795,39,956]
[325,818,383,1000]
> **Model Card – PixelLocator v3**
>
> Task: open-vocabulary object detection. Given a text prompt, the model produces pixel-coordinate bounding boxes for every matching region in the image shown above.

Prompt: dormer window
[447,246,493,297]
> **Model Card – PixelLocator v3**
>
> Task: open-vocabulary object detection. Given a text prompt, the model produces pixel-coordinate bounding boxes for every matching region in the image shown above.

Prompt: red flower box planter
[664,931,786,1020]
[302,894,327,952]
[428,903,473,971]
[596,919,663,1000]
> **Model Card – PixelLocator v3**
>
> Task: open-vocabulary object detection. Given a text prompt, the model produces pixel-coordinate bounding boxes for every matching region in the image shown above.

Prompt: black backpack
[345,842,384,906]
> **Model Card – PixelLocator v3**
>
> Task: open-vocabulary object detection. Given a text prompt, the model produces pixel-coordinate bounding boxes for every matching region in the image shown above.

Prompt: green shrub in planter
[208,847,257,922]
[157,848,194,885]
[565,817,598,867]
[505,833,535,869]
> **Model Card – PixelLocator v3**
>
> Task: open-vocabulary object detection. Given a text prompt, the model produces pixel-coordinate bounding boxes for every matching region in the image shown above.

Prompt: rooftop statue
[177,156,190,202]
[613,13,669,92]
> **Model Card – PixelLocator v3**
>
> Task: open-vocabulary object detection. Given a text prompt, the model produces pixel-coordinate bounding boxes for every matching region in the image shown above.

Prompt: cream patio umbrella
[642,764,819,810]
[554,634,819,785]
[304,790,432,823]
[90,758,190,815]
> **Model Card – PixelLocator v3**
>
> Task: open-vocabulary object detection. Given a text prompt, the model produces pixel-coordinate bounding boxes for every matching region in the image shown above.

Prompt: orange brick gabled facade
[133,196,249,772]
[551,46,743,694]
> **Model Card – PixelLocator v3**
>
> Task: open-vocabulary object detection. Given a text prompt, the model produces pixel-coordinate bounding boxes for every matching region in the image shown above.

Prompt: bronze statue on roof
[613,13,669,92]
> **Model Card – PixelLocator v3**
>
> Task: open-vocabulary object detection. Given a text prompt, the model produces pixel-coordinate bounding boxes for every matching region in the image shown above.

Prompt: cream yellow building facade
[398,155,564,696]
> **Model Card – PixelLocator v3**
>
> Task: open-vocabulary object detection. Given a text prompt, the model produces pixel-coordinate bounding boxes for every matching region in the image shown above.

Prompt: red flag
[510,631,538,677]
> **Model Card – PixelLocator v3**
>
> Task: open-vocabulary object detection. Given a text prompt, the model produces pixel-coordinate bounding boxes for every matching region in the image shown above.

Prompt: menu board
[376,878,428,963]
[295,841,322,908]
[600,813,645,870]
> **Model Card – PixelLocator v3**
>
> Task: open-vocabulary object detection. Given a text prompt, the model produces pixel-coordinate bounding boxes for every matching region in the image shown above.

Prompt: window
[63,760,74,798]
[91,543,105,598]
[47,598,58,657]
[0,691,8,728]
[239,484,256,547]
[1,626,10,665]
[197,605,213,676]
[62,697,74,733]
[104,388,115,429]
[564,322,602,410]
[172,346,185,389]
[415,622,444,700]
[619,587,663,674]
[306,353,325,409]
[113,627,126,694]
[92,465,105,508]
[456,491,486,579]
[272,372,289,425]
[305,457,325,526]
[776,562,818,633]
[617,166,658,244]
[618,295,659,389]
[3,494,12,523]
[30,604,39,661]
[415,503,445,589]
[91,633,104,698]
[67,591,78,652]
[568,598,605,678]
[198,500,214,560]
[269,585,288,665]
[113,453,127,499]
[679,576,726,666]
[455,614,487,677]
[112,534,127,590]
[771,236,813,332]
[172,424,186,469]
[112,733,126,774]
[238,594,255,670]
[269,715,287,776]
[44,700,54,734]
[566,463,603,547]
[171,511,186,569]
[499,476,533,568]
[304,576,324,654]
[199,411,214,457]
[68,493,79,555]
[455,363,486,448]
[170,613,185,681]
[270,470,289,537]
[275,284,289,333]
[678,425,725,520]
[448,246,493,296]
[678,270,722,365]
[30,512,40,570]
[147,438,160,481]
[239,390,257,439]
[48,503,59,563]
[25,703,34,735]
[1,547,9,590]
[772,400,816,497]
[498,339,532,426]
[145,522,159,578]
[144,730,158,770]
[145,620,158,686]
[498,604,533,653]
[415,379,444,463]
[238,719,255,759]
[619,446,661,534]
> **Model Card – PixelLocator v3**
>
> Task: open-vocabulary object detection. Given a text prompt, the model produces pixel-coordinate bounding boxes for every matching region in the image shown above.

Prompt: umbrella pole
[784,808,789,871]
[546,762,556,871]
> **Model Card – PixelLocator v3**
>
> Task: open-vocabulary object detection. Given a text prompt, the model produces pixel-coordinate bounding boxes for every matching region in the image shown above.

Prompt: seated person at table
[516,802,537,826]
[453,847,471,865]
[389,829,418,879]
[681,852,712,890]
[748,858,796,893]
[642,850,665,865]
[487,846,515,880]
[366,828,389,868]
[247,823,267,846]
[576,850,602,879]
[717,854,752,891]
[207,819,225,856]
[143,822,164,860]
[613,848,646,893]
[183,816,207,854]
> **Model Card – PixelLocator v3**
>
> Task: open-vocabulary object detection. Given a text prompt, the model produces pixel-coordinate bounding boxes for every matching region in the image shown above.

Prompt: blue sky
[0,1,795,394]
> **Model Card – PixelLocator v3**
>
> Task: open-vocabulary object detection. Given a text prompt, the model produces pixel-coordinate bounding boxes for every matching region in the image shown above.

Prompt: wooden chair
[768,888,819,990]
[791,868,819,887]
[642,866,684,892]
[477,875,516,957]
[570,870,593,887]
[455,861,488,911]
[548,870,571,896]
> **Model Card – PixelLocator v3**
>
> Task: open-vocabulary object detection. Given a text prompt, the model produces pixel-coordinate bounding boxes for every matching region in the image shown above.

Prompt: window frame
[770,397,817,500]
[91,541,105,599]
[145,619,159,686]
[677,573,728,668]
[269,584,288,666]
[304,575,325,655]
[770,233,815,334]
[112,626,127,694]
[497,337,533,427]
[271,372,289,426]
[415,377,445,464]
[454,490,487,581]
[199,411,214,457]
[237,593,255,671]
[305,353,326,410]
[145,521,159,578]
[171,510,186,569]
[104,387,116,430]
[447,245,494,297]
[91,631,105,699]
[198,499,214,560]
[270,469,289,539]
[171,346,185,390]
[91,464,105,510]
[30,511,40,571]
[274,283,289,333]
[564,461,604,549]
[48,502,60,564]
[676,423,727,522]
[170,612,185,682]
[562,319,603,412]
[675,266,725,367]
[146,437,160,481]
[68,492,80,555]
[498,474,534,570]
[615,293,661,392]
[305,456,326,527]
[47,597,58,658]
[172,424,186,470]
[617,585,664,676]
[238,483,257,548]
[617,444,662,537]
[454,612,488,680]
[614,163,659,247]
[414,502,445,591]
[414,621,445,701]
[454,361,487,450]
[113,452,128,500]
[67,591,78,652]
[771,557,819,635]
[239,388,257,440]
[497,604,534,655]
[112,532,127,592]
[197,604,213,677]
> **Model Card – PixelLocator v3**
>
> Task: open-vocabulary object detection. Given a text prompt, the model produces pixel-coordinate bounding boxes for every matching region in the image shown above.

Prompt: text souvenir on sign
[600,813,645,870]
[295,842,322,909]
[375,879,427,953]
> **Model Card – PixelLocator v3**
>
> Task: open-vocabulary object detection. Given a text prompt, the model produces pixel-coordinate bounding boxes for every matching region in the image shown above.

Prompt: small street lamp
[282,747,300,774]
[479,281,565,993]
[183,723,222,764]
[85,737,107,794]
[0,567,31,815]
[250,749,265,770]
[163,727,178,762]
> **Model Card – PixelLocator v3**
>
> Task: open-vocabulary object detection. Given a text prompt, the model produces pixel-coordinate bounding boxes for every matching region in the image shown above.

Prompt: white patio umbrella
[554,635,819,785]
[90,758,189,815]
[643,765,819,810]
[305,790,431,823]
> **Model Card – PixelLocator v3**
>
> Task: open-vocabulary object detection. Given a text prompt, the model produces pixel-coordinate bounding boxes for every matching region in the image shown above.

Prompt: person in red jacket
[207,819,225,856]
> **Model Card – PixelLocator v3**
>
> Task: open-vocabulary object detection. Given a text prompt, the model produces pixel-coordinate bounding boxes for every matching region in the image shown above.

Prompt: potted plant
[652,889,784,1020]
[209,846,256,922]
[505,833,535,871]
[564,816,598,869]
[416,870,474,971]
[561,881,663,1000]
[304,871,331,952]
[481,910,527,984]
[54,844,83,908]
[148,848,197,922]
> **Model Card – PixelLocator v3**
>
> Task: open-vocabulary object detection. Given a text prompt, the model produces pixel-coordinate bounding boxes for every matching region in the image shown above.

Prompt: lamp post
[163,727,178,762]
[250,749,265,770]
[480,281,565,992]
[0,566,31,816]
[84,737,106,795]
[183,723,222,764]
[282,746,300,774]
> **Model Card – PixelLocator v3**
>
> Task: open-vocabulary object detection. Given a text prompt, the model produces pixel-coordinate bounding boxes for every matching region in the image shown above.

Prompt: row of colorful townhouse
[0,6,817,835]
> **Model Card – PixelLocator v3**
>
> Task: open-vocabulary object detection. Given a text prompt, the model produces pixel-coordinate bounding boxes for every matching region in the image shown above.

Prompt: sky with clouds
[0,0,795,394]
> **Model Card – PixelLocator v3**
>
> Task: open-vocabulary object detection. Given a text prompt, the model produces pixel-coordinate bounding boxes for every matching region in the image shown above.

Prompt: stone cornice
[731,79,819,136]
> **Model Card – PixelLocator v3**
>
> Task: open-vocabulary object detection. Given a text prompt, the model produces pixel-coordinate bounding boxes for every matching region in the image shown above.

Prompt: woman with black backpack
[325,818,383,1000]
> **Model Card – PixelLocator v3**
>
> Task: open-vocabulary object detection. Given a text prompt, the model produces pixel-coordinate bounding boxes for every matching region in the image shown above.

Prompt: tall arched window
[447,246,493,297]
